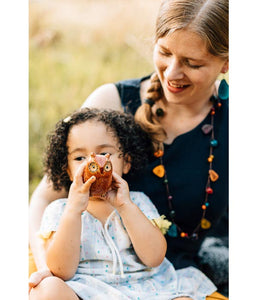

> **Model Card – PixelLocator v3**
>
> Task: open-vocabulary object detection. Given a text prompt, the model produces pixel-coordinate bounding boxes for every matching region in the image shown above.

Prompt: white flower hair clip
[63,116,71,123]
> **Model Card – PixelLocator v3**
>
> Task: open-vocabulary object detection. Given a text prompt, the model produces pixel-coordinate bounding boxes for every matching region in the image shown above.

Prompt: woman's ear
[123,155,131,174]
[221,59,229,74]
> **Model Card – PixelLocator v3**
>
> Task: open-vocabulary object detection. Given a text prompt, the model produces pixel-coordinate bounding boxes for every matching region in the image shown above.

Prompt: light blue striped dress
[40,192,216,300]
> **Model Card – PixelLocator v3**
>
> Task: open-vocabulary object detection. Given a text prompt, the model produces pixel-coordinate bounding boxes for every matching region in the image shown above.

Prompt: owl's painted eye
[88,162,99,173]
[104,162,112,172]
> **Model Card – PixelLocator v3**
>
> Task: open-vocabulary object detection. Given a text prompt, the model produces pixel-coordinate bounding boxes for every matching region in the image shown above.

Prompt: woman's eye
[189,64,201,69]
[75,156,85,161]
[185,60,202,69]
[159,49,170,57]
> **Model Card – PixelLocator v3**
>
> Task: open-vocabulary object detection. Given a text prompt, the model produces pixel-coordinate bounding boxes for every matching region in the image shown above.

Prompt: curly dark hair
[44,108,153,191]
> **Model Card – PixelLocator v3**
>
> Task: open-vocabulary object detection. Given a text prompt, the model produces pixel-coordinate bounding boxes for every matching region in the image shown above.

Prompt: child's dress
[40,191,217,300]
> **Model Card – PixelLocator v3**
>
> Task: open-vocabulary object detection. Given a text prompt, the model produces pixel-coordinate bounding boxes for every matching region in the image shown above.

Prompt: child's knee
[29,276,66,299]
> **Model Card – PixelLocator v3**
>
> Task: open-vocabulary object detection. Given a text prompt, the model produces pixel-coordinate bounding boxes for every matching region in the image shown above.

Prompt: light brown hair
[135,0,228,151]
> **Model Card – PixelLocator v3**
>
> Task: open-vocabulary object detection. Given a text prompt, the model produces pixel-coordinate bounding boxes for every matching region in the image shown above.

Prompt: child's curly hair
[44,108,153,191]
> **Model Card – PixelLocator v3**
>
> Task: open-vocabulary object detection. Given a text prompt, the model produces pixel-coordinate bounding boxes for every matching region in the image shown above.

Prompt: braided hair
[135,73,166,152]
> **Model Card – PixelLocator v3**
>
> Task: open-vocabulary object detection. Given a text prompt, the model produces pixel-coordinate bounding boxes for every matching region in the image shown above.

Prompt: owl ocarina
[83,152,112,197]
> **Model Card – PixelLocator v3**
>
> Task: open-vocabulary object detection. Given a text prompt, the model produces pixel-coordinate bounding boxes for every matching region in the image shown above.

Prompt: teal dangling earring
[218,78,229,101]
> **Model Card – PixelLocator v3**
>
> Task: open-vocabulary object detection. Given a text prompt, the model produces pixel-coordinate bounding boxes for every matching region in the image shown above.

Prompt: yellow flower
[151,215,172,235]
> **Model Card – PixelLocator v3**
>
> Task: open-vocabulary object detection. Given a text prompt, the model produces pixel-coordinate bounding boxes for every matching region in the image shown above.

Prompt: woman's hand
[28,268,52,293]
[67,162,96,213]
[105,171,132,210]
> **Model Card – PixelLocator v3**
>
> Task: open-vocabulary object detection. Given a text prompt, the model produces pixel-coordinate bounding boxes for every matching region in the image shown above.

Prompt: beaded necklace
[152,94,224,240]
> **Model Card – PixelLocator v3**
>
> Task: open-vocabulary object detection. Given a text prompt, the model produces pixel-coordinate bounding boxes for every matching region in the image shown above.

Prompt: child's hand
[105,171,132,210]
[28,269,52,293]
[67,162,96,213]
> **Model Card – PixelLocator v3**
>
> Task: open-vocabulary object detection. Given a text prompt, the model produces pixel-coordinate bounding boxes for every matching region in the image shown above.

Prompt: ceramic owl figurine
[83,152,112,197]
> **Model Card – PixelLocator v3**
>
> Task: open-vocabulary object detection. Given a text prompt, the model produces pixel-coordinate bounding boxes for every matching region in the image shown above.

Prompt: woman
[29,0,229,298]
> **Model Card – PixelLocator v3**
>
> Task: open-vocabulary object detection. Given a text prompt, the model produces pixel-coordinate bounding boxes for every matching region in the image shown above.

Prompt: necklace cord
[153,95,222,240]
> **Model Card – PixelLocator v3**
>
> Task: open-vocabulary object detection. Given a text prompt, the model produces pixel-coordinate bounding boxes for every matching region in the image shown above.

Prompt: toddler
[29,108,216,300]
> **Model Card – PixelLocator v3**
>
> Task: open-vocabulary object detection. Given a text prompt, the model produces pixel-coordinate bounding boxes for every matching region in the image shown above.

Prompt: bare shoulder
[81,83,123,111]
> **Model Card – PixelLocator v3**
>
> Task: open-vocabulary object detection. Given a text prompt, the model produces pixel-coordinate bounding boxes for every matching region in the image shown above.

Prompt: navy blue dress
[115,76,228,273]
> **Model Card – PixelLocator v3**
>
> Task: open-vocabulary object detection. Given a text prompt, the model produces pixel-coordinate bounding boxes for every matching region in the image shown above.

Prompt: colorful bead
[169,210,176,219]
[191,233,199,240]
[202,204,207,210]
[205,202,209,207]
[167,224,178,237]
[210,108,215,115]
[217,102,222,108]
[152,165,165,177]
[180,232,188,238]
[154,149,164,158]
[201,124,213,134]
[209,169,219,182]
[206,187,213,194]
[207,155,214,162]
[210,139,218,147]
[168,195,173,200]
[201,218,211,229]
[218,79,229,101]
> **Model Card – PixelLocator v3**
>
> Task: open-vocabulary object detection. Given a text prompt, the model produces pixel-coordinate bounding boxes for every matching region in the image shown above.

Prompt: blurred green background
[29,0,159,198]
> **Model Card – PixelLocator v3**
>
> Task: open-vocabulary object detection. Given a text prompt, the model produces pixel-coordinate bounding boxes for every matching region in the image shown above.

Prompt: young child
[29,108,217,300]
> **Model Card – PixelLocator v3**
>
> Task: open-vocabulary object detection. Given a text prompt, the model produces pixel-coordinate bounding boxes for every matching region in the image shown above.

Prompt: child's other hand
[67,162,96,213]
[28,268,52,293]
[105,171,131,209]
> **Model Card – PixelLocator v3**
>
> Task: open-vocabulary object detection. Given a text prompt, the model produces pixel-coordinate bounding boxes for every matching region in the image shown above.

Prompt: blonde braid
[135,73,166,152]
[145,73,163,102]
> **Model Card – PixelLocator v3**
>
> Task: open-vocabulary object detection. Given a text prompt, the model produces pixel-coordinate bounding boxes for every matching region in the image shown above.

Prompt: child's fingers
[111,171,128,188]
[81,175,96,193]
[111,171,123,183]
[73,161,87,185]
[109,172,120,189]
[28,269,52,293]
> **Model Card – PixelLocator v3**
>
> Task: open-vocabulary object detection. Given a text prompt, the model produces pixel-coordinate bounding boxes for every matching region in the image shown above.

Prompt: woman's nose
[164,58,184,80]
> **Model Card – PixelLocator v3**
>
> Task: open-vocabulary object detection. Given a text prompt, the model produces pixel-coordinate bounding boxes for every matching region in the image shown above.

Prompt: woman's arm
[107,172,167,268]
[29,175,68,270]
[81,83,123,111]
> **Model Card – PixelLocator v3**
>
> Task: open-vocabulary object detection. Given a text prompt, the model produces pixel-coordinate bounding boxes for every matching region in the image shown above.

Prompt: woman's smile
[154,29,228,106]
[166,80,190,93]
